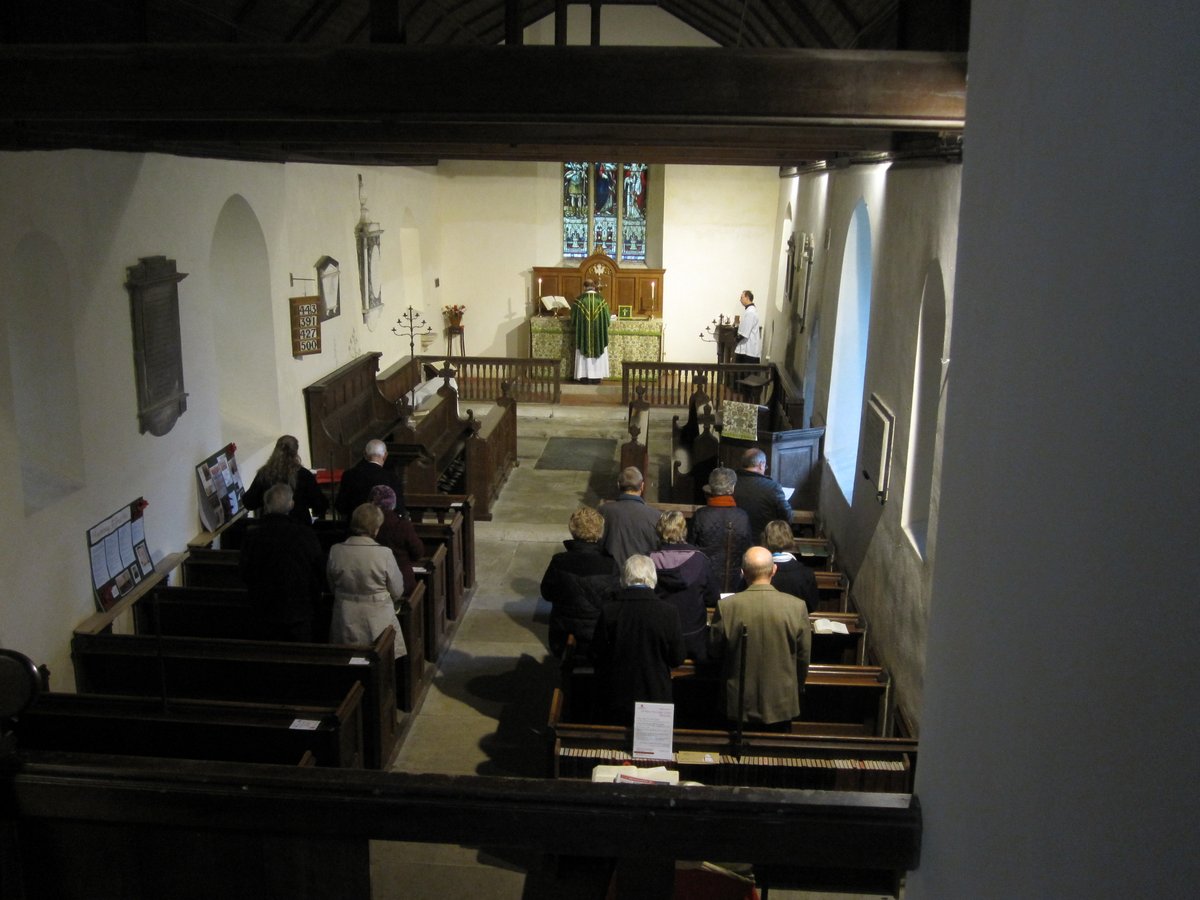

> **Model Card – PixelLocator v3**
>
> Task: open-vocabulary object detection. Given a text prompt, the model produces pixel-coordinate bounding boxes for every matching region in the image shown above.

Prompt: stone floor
[368,397,898,899]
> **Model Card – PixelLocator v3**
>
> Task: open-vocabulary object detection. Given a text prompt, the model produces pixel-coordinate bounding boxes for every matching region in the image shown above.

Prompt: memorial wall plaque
[126,255,188,436]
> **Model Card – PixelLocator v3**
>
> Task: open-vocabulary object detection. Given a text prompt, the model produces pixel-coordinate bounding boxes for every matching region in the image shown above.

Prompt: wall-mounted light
[316,255,340,321]
[355,174,384,324]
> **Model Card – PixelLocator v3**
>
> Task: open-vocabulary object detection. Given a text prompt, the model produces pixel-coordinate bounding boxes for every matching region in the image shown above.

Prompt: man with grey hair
[239,483,325,642]
[690,466,753,592]
[733,447,791,540]
[599,466,662,567]
[591,555,686,723]
[335,437,405,519]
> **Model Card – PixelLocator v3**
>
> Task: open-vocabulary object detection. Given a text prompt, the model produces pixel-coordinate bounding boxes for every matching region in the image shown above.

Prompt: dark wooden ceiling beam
[791,0,838,49]
[0,44,965,164]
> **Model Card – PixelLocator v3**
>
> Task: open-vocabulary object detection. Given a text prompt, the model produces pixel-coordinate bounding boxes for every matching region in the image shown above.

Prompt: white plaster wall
[909,1,1200,894]
[781,161,961,727]
[661,165,780,362]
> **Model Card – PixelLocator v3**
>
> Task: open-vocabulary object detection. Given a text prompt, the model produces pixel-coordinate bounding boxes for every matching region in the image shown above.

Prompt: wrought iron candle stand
[392,306,435,407]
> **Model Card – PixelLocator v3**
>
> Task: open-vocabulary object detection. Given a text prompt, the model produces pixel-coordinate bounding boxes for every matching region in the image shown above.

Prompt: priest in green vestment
[572,279,611,384]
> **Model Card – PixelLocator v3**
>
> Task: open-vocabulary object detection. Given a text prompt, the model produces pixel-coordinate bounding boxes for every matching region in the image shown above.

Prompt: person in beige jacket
[326,503,408,658]
[708,545,811,728]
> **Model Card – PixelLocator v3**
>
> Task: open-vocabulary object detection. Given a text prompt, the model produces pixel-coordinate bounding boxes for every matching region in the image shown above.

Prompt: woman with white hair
[591,555,686,723]
[326,503,407,659]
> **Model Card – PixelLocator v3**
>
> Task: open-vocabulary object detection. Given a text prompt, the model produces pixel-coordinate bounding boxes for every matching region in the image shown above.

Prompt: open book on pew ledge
[813,618,850,635]
[592,765,679,785]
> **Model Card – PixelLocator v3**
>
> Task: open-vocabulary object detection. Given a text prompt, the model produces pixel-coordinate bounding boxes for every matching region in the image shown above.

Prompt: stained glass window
[620,163,648,262]
[562,161,590,258]
[561,161,650,261]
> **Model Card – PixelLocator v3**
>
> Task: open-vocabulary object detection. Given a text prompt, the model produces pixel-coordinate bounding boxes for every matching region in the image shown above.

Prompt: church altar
[530,316,664,379]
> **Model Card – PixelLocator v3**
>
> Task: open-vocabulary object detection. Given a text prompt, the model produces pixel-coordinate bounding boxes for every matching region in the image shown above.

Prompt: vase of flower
[444,304,465,327]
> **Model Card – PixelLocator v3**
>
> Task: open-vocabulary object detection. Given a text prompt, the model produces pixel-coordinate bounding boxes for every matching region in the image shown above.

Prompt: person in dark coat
[599,466,662,567]
[690,467,753,593]
[238,483,325,642]
[336,438,404,519]
[745,519,820,610]
[709,546,812,729]
[540,507,621,656]
[649,510,717,663]
[368,484,424,596]
[244,434,329,525]
[592,555,686,724]
[733,447,791,541]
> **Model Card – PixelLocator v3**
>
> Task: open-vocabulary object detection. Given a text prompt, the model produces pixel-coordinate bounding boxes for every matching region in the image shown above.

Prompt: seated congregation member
[599,466,662,567]
[733,447,791,541]
[326,503,408,659]
[736,519,820,611]
[238,483,325,642]
[336,438,404,520]
[244,434,328,525]
[649,510,717,663]
[690,467,753,593]
[369,484,424,596]
[539,507,620,657]
[709,546,812,731]
[592,555,686,724]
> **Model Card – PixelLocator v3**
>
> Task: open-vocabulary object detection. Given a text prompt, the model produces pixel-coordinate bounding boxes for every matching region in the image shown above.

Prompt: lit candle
[651,281,656,300]
[537,277,543,296]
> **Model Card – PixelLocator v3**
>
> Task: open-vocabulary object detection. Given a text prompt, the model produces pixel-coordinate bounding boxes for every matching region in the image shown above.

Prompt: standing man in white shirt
[734,290,761,364]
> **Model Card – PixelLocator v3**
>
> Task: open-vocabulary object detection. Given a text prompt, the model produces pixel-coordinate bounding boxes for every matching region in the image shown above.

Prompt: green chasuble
[572,290,610,358]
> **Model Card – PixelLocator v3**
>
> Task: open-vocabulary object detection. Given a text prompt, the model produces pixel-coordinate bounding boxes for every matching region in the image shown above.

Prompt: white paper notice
[632,702,674,761]
[289,719,321,731]
[347,657,370,666]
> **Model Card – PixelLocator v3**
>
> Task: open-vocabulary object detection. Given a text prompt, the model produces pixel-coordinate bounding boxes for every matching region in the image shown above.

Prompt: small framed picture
[617,304,633,319]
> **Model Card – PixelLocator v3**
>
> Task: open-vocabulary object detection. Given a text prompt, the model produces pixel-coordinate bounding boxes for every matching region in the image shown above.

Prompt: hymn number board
[290,295,322,357]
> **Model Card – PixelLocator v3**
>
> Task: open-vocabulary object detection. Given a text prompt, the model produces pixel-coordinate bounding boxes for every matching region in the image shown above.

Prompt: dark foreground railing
[3,754,920,898]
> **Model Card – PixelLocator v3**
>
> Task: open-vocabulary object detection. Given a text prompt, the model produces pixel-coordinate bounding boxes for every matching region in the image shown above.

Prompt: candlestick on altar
[537,277,543,297]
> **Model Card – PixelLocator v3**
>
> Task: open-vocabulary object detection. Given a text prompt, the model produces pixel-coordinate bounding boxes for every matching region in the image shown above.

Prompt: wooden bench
[132,581,431,714]
[13,684,366,768]
[303,351,404,474]
[462,387,518,521]
[70,627,400,769]
[558,662,892,737]
[620,387,651,476]
[407,493,476,590]
[546,687,916,793]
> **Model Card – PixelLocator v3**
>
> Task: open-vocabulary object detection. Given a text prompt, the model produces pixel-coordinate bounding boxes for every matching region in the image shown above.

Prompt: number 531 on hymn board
[290,295,322,358]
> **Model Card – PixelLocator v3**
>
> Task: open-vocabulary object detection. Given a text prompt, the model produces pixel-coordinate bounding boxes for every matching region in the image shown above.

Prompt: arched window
[826,199,873,503]
[903,261,948,556]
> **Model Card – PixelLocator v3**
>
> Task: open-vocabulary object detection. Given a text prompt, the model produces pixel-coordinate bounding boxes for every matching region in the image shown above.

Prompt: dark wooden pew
[70,627,399,769]
[13,684,366,768]
[463,388,518,521]
[407,493,476,590]
[621,387,651,476]
[546,688,916,793]
[558,662,892,737]
[132,581,431,714]
[181,546,243,589]
[303,351,404,474]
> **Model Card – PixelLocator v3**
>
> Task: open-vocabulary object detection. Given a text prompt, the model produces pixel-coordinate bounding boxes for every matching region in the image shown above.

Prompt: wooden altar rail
[3,757,921,899]
[621,361,773,408]
[379,354,561,404]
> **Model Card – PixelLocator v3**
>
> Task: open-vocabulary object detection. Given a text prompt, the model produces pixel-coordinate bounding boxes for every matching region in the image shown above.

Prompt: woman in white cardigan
[326,503,408,658]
